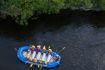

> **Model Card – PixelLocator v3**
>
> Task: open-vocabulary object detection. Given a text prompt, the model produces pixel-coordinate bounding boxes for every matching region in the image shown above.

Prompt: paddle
[58,47,66,54]
[30,64,33,67]
[37,60,43,70]
[25,60,43,70]
[14,48,18,52]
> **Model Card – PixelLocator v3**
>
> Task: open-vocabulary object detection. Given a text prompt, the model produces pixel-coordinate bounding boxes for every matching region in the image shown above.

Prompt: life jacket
[27,51,31,58]
[41,50,47,62]
[41,53,46,61]
[36,48,40,53]
[46,54,52,62]
[36,51,42,60]
[31,51,36,59]
[29,48,34,51]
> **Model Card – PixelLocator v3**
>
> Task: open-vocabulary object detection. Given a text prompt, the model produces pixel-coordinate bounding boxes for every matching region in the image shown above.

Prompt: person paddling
[36,45,42,61]
[26,50,31,59]
[46,48,53,64]
[41,46,48,64]
[28,45,35,61]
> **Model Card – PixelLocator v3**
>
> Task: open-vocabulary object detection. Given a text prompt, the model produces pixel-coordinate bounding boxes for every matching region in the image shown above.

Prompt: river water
[0,10,105,70]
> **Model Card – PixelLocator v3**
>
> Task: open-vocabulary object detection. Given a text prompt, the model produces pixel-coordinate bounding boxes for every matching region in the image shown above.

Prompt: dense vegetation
[0,0,105,25]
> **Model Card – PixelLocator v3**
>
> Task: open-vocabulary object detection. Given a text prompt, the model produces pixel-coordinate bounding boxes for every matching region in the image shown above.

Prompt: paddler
[36,45,42,61]
[28,45,35,61]
[31,50,37,62]
[41,46,47,64]
[29,45,37,62]
[46,48,53,64]
[26,50,31,59]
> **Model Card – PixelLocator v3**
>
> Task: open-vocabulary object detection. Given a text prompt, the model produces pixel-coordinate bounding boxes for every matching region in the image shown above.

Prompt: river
[0,10,105,70]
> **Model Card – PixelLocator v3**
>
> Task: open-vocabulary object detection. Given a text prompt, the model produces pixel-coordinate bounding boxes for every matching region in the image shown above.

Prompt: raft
[17,45,61,68]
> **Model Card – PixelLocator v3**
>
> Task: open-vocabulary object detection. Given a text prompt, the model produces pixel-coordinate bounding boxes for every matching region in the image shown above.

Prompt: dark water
[0,11,105,70]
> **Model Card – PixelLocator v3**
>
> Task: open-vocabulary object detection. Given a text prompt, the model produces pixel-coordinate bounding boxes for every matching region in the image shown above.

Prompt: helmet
[31,45,35,48]
[48,46,51,49]
[48,49,52,52]
[43,46,46,50]
[37,45,41,49]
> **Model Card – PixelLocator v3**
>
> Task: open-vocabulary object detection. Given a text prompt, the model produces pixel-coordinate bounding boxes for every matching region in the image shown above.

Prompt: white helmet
[37,45,41,49]
[48,49,52,52]
[31,45,35,48]
[43,46,46,50]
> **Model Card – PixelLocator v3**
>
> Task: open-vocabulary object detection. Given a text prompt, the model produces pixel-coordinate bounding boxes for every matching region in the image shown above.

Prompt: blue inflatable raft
[17,46,61,68]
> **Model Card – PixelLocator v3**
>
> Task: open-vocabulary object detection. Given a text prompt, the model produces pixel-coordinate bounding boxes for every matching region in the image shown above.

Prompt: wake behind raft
[17,45,61,68]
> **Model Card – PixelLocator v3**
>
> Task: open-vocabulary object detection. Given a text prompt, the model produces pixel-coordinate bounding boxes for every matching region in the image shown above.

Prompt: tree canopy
[0,0,105,25]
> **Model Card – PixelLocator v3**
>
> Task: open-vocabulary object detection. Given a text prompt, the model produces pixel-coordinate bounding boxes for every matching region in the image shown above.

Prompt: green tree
[0,0,105,25]
[0,0,65,25]
[96,0,105,10]
[65,0,93,9]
